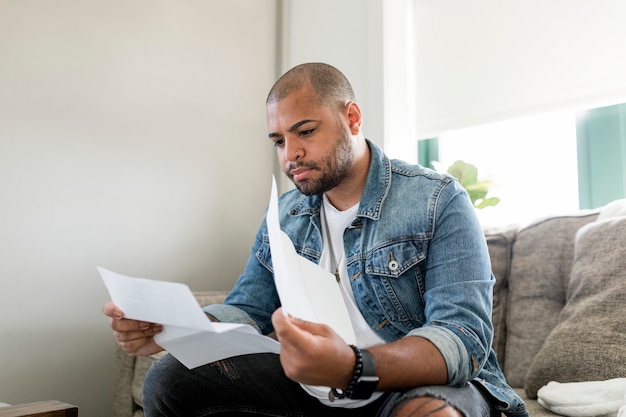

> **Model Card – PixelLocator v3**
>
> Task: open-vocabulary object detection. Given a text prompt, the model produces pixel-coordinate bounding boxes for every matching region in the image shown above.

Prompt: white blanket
[538,379,626,417]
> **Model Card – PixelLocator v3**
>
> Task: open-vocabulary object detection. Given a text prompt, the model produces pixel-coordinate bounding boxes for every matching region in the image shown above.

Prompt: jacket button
[388,260,399,270]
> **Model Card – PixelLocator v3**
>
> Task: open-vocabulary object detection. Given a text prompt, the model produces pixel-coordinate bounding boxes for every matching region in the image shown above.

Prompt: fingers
[272,308,307,346]
[271,307,340,359]
[288,314,330,335]
[102,300,124,320]
[271,308,331,348]
[110,316,160,332]
[271,308,355,387]
[113,326,163,355]
[113,323,163,343]
[272,307,316,333]
[116,336,162,357]
[103,300,164,356]
[271,307,289,333]
[103,301,159,332]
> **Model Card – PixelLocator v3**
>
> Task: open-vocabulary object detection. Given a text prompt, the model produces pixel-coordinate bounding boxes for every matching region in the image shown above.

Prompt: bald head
[266,63,355,111]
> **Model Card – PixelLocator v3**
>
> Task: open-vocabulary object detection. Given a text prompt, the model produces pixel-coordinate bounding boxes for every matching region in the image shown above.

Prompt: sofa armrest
[112,347,137,417]
[0,400,78,417]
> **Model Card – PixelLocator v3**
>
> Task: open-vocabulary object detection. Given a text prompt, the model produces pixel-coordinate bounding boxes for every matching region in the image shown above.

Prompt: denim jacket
[205,140,528,417]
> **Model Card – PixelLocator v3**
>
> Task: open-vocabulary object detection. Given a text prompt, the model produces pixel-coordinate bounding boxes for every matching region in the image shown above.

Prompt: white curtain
[413,0,626,138]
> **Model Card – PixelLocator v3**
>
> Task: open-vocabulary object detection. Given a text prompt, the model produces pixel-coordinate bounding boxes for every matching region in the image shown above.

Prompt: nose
[284,139,303,162]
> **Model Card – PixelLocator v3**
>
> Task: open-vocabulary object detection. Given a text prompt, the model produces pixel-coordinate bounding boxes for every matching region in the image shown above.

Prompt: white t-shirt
[300,195,384,408]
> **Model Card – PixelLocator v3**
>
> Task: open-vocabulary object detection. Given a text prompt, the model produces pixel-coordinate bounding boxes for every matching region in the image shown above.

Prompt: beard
[285,123,353,196]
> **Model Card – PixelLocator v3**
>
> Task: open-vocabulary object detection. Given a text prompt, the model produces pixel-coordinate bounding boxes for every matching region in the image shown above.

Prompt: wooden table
[0,400,78,417]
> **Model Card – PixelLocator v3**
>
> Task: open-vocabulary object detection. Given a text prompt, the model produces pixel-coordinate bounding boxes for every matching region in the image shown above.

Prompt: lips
[290,167,312,182]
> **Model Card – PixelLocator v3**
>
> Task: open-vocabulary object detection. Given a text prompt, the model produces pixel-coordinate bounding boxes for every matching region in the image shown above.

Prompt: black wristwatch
[329,345,379,401]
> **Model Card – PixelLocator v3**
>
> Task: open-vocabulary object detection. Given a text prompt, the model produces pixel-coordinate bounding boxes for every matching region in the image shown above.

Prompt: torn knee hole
[394,397,462,417]
[210,359,241,381]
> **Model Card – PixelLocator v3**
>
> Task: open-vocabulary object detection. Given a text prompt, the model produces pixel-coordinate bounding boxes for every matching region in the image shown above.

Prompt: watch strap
[349,348,379,399]
[328,345,379,401]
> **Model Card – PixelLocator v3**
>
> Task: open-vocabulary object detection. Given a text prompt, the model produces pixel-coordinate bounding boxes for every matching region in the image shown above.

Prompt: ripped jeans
[142,353,494,417]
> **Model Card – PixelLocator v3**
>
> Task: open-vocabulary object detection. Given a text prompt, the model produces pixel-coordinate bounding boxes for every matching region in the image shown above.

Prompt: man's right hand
[102,301,164,356]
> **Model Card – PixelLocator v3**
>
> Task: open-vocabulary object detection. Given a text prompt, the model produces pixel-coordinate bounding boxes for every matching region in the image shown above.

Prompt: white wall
[0,1,277,415]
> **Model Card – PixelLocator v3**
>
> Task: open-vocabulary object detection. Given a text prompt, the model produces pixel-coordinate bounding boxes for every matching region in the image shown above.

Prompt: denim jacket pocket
[363,241,427,328]
[365,240,426,278]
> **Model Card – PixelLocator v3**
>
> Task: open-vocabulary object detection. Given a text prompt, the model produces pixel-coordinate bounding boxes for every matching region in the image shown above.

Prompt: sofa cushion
[484,224,518,365]
[524,216,626,398]
[596,198,626,221]
[132,352,166,409]
[504,211,598,387]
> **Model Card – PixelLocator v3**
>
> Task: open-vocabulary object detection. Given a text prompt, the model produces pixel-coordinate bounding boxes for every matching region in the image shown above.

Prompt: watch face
[350,375,380,399]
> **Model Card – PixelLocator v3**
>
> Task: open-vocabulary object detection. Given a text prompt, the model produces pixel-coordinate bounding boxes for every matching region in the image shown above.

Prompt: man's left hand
[271,307,355,388]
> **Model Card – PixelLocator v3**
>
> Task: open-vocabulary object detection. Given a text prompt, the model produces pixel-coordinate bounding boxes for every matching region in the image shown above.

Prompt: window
[432,111,579,227]
[576,103,626,209]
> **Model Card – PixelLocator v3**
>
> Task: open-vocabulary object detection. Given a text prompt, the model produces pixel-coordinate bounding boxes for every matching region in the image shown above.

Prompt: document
[100,175,355,368]
[267,176,355,345]
[99,267,280,369]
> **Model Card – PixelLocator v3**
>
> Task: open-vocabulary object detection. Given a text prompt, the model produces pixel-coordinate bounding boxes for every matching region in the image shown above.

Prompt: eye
[299,128,314,137]
[273,138,285,148]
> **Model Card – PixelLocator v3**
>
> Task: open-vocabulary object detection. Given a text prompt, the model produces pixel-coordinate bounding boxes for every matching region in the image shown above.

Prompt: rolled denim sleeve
[406,324,470,386]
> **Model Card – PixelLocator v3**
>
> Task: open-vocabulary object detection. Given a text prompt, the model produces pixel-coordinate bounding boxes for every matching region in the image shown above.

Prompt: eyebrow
[268,119,318,139]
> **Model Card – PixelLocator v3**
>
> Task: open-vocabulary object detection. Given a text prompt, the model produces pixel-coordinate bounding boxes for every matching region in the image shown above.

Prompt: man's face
[267,86,354,196]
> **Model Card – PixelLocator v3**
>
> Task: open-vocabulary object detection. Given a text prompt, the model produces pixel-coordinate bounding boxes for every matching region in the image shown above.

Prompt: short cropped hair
[266,63,355,111]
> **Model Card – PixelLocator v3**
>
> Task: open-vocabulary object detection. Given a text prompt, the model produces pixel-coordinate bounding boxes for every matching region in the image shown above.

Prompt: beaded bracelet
[329,345,362,401]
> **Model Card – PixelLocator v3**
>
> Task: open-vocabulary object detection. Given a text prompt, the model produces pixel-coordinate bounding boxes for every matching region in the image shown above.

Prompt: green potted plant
[443,160,500,209]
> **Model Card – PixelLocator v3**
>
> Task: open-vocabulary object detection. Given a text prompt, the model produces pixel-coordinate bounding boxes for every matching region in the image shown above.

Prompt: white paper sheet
[99,267,280,369]
[267,176,356,345]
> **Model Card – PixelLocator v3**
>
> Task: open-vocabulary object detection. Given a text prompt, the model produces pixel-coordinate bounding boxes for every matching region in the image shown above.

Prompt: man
[104,63,527,417]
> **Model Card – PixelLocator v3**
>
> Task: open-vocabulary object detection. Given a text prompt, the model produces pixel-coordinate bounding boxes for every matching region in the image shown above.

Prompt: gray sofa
[111,201,626,417]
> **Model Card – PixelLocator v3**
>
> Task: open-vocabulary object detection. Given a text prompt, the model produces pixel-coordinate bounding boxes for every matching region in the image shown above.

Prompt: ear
[344,101,362,135]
